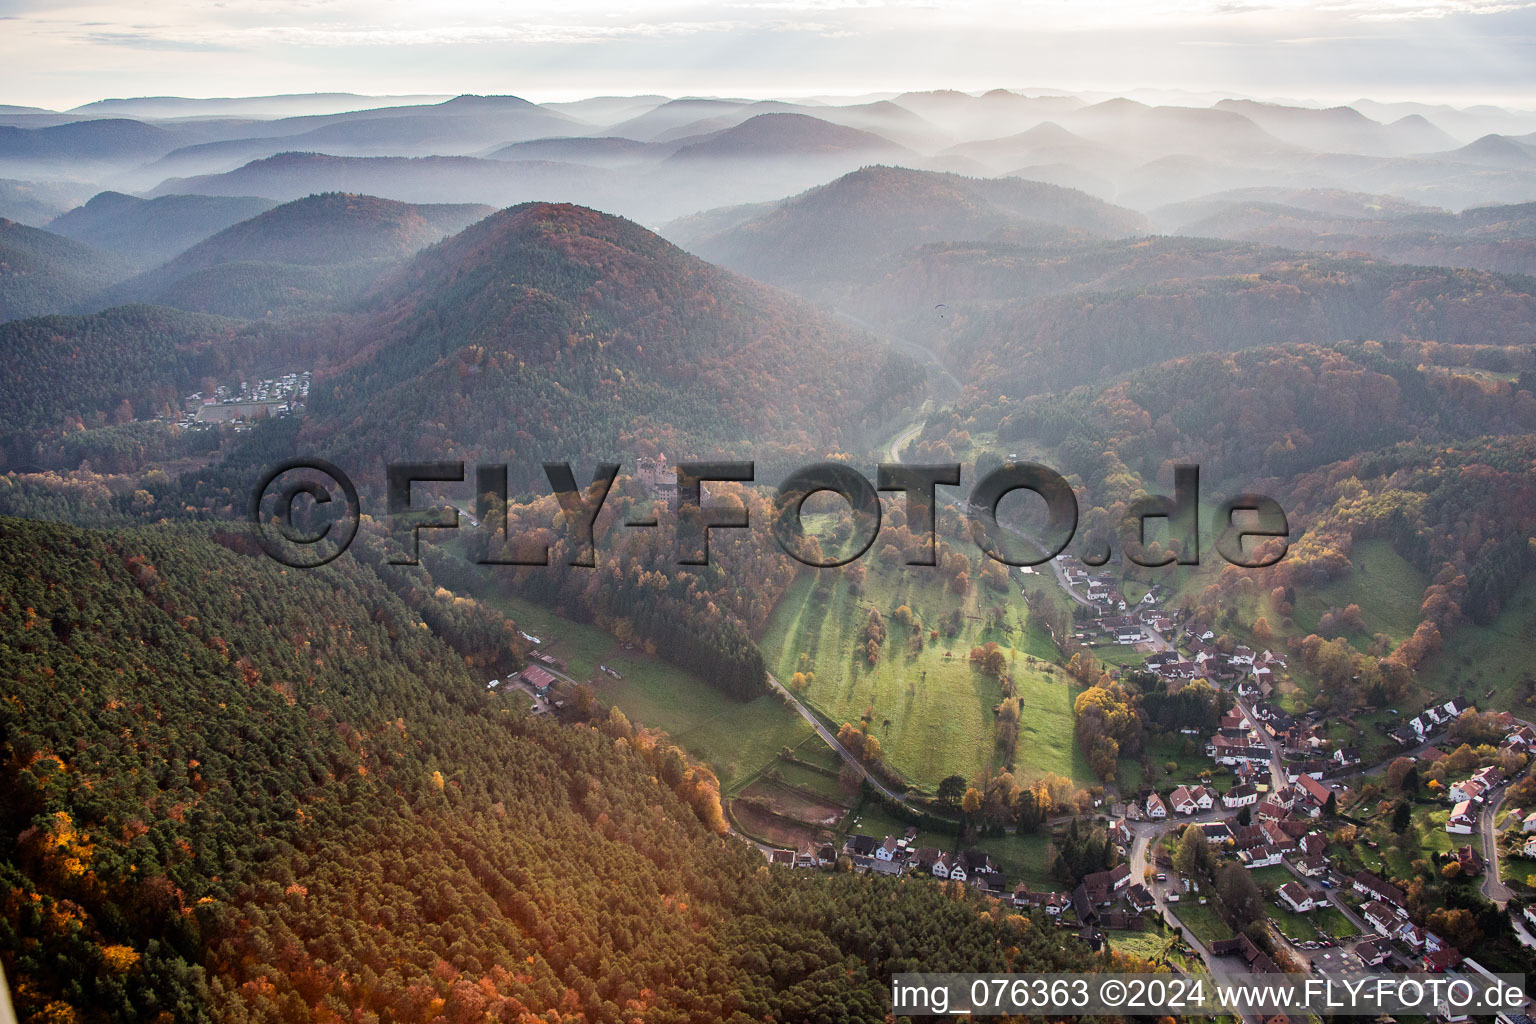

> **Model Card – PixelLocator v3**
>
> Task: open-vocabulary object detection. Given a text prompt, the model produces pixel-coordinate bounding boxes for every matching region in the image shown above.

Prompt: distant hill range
[49,191,279,267]
[665,165,1147,298]
[1153,189,1536,277]
[99,192,494,318]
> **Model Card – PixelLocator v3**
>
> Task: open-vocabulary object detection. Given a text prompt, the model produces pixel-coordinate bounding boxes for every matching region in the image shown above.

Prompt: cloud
[79,30,237,51]
[245,21,754,46]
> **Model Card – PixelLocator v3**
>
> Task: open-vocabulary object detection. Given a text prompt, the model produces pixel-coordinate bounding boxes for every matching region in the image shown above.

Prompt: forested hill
[0,306,255,464]
[0,219,130,323]
[146,192,494,272]
[297,201,923,486]
[46,192,280,269]
[666,165,1147,297]
[0,517,1092,1022]
[100,193,497,319]
[876,247,1536,398]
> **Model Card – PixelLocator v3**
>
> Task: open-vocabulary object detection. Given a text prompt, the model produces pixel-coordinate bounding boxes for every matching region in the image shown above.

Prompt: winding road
[771,333,1534,987]
[765,669,907,802]
[1481,780,1516,906]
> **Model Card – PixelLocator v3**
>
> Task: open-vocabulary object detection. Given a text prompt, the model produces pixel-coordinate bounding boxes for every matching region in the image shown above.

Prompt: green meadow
[761,554,1090,793]
[485,591,810,790]
[1418,573,1536,712]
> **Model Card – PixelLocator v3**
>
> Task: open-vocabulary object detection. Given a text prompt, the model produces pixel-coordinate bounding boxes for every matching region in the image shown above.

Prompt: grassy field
[1418,574,1536,712]
[843,800,953,852]
[1173,901,1234,946]
[1103,926,1177,962]
[1352,802,1456,876]
[1126,733,1227,792]
[1247,865,1294,891]
[973,832,1055,891]
[1269,904,1319,942]
[1289,539,1427,650]
[767,758,853,803]
[1313,905,1359,938]
[790,733,846,773]
[1155,533,1427,698]
[761,556,1089,792]
[485,592,810,790]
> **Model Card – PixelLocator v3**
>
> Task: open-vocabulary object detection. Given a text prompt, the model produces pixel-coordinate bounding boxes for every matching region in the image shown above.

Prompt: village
[472,483,1536,1023]
[170,370,311,430]
[744,549,1536,1022]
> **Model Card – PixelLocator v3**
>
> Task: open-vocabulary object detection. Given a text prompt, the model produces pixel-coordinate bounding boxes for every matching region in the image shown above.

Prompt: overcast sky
[2,0,1533,111]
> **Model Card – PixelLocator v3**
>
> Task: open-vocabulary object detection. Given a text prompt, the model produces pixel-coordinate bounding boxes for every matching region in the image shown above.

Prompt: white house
[1192,786,1217,812]
[1145,793,1167,819]
[1242,845,1283,868]
[1169,786,1197,816]
[1223,784,1258,808]
[1396,921,1428,950]
[1278,882,1316,913]
[1332,747,1361,768]
[1362,900,1402,937]
[876,837,900,862]
[1013,886,1068,915]
[932,853,953,879]
[1449,778,1488,803]
[1447,800,1478,835]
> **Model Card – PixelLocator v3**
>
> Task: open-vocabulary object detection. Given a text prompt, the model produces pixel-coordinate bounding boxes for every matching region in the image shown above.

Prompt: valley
[4,78,1536,1022]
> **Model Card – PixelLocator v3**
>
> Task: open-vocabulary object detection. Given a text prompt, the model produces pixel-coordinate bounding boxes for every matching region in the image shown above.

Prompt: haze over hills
[1213,99,1460,156]
[666,165,1147,298]
[47,191,279,267]
[100,192,495,318]
[293,201,922,484]
[147,151,621,209]
[1152,192,1536,276]
[9,81,1536,1024]
[0,88,1532,228]
[68,92,455,118]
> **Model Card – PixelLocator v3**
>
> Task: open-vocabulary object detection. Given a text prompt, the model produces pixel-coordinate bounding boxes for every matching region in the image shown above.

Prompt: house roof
[1354,871,1406,907]
[520,665,557,688]
[1354,937,1391,963]
[1296,773,1331,805]
[1363,900,1399,930]
[1424,947,1463,971]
